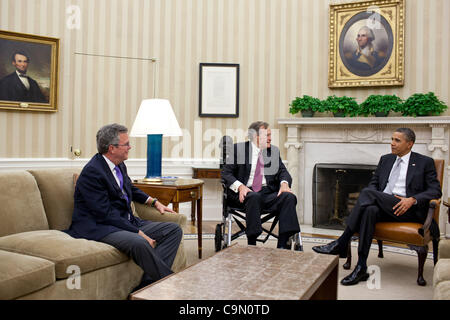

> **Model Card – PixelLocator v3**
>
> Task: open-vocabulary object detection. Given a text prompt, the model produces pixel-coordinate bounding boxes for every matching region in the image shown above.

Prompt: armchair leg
[409,244,428,286]
[377,240,384,258]
[343,240,352,270]
[432,238,440,265]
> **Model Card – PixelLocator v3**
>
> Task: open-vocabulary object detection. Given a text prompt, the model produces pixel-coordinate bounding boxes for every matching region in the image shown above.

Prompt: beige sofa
[0,169,187,300]
[434,239,450,299]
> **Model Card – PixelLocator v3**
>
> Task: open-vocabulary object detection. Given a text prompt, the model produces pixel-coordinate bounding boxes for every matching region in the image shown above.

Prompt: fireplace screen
[312,163,377,230]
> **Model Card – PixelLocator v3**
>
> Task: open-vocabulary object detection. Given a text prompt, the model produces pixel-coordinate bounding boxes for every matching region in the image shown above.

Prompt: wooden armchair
[343,159,444,286]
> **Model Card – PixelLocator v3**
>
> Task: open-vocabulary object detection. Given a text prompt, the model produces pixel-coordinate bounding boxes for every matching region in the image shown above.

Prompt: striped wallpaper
[0,0,448,159]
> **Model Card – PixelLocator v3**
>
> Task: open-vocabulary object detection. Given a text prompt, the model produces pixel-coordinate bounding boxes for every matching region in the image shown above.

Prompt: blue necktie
[114,166,131,220]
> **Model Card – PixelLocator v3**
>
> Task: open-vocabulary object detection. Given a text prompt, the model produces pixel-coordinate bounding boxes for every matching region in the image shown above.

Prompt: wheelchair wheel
[215,223,223,252]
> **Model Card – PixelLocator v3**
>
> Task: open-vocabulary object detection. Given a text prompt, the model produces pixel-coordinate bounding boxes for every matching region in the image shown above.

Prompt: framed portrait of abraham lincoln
[328,0,404,88]
[0,30,59,112]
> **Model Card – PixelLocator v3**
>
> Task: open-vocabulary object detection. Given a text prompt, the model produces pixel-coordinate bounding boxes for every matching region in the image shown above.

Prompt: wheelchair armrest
[443,200,450,224]
[418,199,440,237]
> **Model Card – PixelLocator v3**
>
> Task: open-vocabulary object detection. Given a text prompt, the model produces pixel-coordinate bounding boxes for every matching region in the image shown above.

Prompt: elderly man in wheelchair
[216,121,302,251]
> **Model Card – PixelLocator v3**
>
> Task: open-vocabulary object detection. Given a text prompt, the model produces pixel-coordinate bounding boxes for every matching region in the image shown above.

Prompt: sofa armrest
[133,202,187,227]
[438,239,450,260]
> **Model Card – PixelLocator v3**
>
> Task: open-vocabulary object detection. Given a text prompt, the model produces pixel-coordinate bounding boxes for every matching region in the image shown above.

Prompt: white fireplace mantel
[278,116,450,237]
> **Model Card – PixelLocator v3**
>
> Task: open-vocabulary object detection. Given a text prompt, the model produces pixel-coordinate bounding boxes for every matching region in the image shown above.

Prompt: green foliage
[289,95,325,115]
[400,92,448,117]
[360,94,403,116]
[322,95,359,117]
[288,92,448,118]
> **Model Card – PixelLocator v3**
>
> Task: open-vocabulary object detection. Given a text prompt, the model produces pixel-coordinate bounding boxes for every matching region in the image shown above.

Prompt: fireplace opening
[312,163,377,230]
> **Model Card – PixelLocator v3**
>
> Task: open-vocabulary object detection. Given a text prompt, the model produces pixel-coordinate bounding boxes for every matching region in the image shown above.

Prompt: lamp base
[142,177,163,183]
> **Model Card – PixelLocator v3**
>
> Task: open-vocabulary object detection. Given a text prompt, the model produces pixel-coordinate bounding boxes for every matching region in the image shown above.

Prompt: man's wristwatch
[151,198,158,207]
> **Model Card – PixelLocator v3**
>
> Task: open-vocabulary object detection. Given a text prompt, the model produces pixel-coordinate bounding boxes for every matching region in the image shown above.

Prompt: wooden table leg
[197,196,202,259]
[173,202,179,213]
[191,200,196,226]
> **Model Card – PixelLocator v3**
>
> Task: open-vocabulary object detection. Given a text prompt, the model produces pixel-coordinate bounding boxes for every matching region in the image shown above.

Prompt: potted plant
[360,94,403,117]
[289,95,324,117]
[400,92,448,117]
[322,95,359,117]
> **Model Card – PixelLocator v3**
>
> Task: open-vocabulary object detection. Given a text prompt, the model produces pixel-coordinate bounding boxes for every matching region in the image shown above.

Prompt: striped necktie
[114,166,131,220]
[383,158,402,195]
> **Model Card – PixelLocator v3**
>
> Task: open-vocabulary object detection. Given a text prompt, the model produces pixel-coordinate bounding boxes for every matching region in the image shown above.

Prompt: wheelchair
[214,136,303,252]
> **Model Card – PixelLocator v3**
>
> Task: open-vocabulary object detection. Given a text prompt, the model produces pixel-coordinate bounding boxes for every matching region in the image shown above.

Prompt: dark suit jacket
[0,72,47,103]
[368,151,442,220]
[221,142,292,196]
[66,153,150,241]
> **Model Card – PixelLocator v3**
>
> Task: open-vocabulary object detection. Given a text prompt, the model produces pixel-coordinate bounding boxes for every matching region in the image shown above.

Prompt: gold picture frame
[328,0,404,88]
[0,30,59,112]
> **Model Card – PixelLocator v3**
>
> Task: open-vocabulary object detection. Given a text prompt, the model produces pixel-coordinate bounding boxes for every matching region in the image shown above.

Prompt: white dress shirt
[17,70,30,90]
[389,151,411,197]
[102,155,151,204]
[103,155,121,187]
[229,142,288,193]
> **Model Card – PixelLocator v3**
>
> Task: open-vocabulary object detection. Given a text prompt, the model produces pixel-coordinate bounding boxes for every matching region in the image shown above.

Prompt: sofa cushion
[28,168,82,230]
[433,281,450,300]
[0,249,55,300]
[0,230,129,279]
[433,259,450,286]
[0,171,49,237]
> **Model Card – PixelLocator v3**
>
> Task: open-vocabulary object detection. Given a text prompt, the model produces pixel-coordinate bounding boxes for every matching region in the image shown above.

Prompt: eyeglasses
[113,142,131,147]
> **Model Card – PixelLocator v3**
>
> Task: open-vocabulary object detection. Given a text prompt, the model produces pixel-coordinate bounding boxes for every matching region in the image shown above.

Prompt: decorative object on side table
[130,99,182,182]
[289,95,325,117]
[399,92,447,117]
[360,94,403,117]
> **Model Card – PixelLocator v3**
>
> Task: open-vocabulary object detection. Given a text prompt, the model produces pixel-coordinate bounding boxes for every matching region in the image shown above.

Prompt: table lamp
[130,99,182,182]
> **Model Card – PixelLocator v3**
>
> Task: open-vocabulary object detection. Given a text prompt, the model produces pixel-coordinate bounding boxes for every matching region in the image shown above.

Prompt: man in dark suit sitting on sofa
[313,128,442,285]
[221,121,301,249]
[66,123,182,288]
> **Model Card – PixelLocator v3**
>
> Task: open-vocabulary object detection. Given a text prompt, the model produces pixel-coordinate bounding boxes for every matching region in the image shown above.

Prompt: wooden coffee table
[131,245,338,300]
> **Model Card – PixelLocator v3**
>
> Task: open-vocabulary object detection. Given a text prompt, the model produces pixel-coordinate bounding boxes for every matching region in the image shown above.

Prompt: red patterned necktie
[252,152,264,192]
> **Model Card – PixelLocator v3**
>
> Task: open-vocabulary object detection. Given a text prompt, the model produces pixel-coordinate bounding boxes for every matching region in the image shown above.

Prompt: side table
[133,178,204,259]
[192,166,221,179]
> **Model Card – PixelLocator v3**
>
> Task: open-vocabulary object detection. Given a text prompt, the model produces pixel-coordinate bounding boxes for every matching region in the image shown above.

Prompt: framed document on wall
[0,30,59,112]
[199,63,239,117]
[328,0,404,88]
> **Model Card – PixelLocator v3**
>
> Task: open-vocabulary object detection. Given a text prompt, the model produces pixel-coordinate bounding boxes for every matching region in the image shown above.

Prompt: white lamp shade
[130,99,183,137]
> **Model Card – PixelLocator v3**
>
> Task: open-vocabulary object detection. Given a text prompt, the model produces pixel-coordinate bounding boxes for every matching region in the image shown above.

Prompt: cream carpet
[183,235,434,300]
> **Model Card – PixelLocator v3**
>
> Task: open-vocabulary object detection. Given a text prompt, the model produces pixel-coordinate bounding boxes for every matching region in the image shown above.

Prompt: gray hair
[96,123,128,154]
[395,127,416,143]
[248,121,269,141]
[359,26,375,42]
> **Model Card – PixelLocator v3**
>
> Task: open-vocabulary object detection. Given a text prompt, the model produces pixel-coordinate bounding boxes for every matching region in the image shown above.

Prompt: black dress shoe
[340,265,369,286]
[312,240,347,258]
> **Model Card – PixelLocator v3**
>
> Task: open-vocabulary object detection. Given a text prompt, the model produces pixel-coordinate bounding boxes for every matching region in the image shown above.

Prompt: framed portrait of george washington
[0,30,59,112]
[328,0,404,88]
